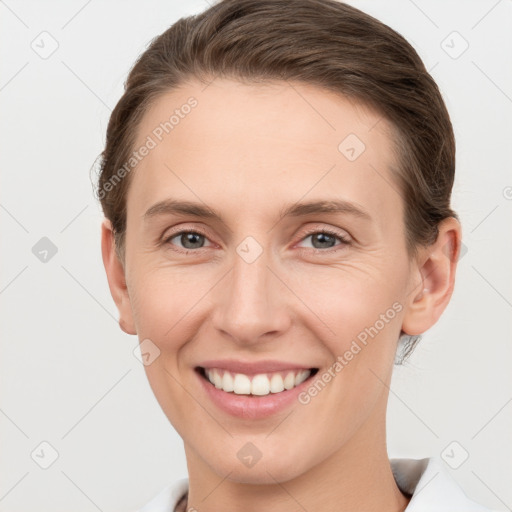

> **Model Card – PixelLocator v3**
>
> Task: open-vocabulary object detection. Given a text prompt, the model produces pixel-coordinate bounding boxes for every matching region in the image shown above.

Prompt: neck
[183,399,410,512]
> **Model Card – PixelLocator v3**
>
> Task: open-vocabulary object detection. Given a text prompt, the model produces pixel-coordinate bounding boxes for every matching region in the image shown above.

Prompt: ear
[401,217,462,336]
[101,218,137,335]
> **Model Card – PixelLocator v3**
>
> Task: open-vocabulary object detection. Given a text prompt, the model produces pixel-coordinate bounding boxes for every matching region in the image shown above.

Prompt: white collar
[137,457,496,511]
[390,456,496,511]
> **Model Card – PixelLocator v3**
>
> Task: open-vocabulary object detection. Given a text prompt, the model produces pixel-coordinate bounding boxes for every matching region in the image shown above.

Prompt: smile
[196,367,319,396]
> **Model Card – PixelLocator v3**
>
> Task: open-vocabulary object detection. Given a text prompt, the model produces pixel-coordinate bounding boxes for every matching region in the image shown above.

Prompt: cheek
[128,262,209,340]
[129,265,207,435]
[287,261,405,351]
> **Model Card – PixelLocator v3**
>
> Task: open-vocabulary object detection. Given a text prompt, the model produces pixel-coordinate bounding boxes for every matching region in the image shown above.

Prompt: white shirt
[137,456,498,512]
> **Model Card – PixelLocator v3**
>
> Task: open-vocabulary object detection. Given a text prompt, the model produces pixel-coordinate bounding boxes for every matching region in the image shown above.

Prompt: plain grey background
[1,0,511,511]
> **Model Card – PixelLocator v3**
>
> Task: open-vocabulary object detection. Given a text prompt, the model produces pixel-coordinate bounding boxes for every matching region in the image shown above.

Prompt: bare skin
[101,78,461,512]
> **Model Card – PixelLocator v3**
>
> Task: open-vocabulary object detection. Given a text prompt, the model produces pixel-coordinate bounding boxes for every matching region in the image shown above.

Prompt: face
[104,78,447,484]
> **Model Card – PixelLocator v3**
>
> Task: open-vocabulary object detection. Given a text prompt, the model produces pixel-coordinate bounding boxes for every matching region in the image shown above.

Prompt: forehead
[127,78,401,225]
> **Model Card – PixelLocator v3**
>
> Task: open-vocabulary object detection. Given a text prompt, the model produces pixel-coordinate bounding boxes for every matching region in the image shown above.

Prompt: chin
[207,444,312,485]
[222,464,306,485]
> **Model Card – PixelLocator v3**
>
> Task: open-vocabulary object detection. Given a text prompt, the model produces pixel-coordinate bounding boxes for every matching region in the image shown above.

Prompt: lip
[197,359,315,376]
[195,366,319,420]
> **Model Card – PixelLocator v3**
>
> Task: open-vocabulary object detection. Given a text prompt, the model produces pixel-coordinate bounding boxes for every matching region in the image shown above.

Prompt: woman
[96,0,497,510]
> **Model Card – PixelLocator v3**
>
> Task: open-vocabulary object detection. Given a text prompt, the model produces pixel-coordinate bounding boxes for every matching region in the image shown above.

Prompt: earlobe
[100,218,137,335]
[401,217,462,336]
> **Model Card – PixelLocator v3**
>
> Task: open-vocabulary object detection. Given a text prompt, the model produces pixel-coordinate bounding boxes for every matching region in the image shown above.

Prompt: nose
[211,245,291,346]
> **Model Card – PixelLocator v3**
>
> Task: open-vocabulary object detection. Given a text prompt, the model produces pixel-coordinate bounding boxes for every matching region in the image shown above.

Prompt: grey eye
[167,231,212,250]
[308,232,338,249]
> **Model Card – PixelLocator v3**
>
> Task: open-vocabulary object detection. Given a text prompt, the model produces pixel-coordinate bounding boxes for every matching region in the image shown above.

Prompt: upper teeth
[205,368,312,396]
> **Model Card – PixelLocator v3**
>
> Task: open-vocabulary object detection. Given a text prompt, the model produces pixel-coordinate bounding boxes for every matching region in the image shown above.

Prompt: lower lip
[196,368,317,420]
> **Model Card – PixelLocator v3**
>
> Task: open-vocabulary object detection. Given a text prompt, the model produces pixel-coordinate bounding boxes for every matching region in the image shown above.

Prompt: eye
[162,227,350,254]
[296,228,351,251]
[163,230,213,251]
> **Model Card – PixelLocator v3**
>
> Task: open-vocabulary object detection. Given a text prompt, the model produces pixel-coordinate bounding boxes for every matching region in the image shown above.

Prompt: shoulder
[391,456,500,512]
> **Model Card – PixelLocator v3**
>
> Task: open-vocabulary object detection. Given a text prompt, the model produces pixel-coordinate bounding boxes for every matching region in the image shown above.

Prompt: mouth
[195,366,319,397]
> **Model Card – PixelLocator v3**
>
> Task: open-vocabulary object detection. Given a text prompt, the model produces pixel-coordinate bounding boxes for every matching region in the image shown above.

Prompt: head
[98,0,461,484]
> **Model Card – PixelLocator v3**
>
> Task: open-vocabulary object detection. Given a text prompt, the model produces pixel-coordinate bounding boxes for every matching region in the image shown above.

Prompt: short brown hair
[95,0,458,280]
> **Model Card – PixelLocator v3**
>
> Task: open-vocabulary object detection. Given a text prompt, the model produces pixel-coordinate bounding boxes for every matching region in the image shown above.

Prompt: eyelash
[162,227,351,254]
[298,227,351,252]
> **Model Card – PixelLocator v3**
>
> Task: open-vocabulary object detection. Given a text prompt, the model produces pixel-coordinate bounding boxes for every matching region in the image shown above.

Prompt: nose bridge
[212,239,289,344]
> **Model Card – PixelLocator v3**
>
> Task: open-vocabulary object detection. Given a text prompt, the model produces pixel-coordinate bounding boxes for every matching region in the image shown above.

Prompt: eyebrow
[143,198,372,223]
